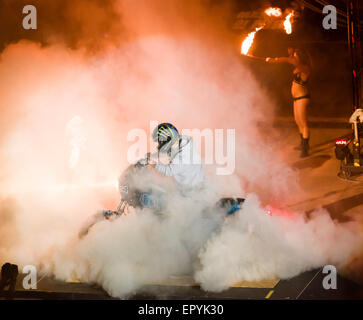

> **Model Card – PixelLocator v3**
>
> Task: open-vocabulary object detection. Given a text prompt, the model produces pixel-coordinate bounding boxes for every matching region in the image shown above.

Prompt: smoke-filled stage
[0,0,363,301]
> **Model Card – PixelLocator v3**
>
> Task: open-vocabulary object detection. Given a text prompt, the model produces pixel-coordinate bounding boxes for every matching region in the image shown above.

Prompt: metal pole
[347,0,362,111]
[347,0,362,166]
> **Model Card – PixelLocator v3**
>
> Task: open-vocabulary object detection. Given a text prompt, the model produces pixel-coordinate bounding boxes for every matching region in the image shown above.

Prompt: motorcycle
[79,156,245,238]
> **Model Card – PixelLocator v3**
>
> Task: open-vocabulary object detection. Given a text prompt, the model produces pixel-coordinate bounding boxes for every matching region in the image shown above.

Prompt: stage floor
[3,268,363,300]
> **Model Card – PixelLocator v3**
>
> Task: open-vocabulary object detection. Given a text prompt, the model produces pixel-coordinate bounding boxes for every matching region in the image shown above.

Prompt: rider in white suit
[148,123,205,194]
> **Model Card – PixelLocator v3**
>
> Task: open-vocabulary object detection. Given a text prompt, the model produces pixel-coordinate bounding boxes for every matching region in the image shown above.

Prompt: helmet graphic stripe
[158,132,169,139]
[158,127,170,138]
[167,126,175,138]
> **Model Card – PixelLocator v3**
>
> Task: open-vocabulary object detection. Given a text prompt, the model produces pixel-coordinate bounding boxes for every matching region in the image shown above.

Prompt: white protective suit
[154,136,205,193]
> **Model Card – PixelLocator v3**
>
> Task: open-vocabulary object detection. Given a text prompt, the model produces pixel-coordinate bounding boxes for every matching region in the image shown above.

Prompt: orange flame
[241,26,263,56]
[283,11,294,34]
[264,7,282,17]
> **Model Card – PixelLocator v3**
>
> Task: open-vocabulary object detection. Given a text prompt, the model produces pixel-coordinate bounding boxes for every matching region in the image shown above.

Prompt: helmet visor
[158,134,171,149]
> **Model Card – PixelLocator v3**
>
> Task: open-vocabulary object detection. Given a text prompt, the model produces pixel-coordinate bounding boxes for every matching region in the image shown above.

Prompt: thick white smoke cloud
[196,195,360,292]
[0,0,361,298]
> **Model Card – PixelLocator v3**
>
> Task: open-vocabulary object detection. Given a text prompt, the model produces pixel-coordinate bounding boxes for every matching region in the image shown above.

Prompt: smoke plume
[0,0,361,298]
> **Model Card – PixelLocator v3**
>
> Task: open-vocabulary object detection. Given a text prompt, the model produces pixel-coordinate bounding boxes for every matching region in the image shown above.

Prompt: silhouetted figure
[0,263,18,299]
[266,47,313,158]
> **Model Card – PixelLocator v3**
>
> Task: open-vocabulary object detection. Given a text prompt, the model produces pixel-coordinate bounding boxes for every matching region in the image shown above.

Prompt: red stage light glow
[335,139,348,145]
